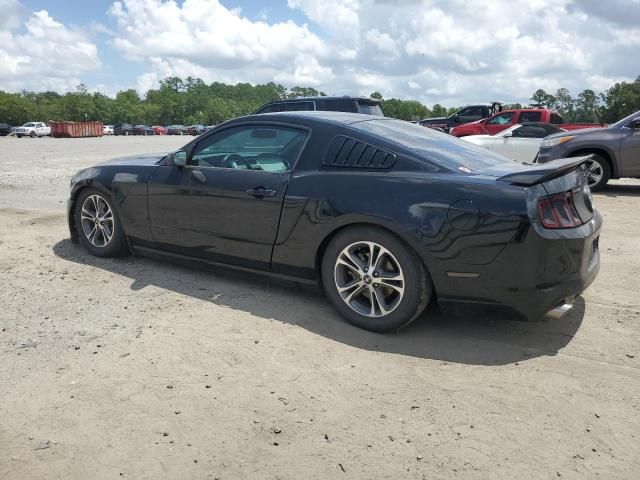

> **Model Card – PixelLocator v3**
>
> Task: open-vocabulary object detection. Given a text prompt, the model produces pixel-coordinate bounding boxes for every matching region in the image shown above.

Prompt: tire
[581,154,610,191]
[321,226,432,333]
[17,134,23,138]
[30,131,36,138]
[74,188,128,258]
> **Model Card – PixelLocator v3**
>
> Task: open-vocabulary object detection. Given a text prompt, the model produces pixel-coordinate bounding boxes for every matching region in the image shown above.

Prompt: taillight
[537,192,583,229]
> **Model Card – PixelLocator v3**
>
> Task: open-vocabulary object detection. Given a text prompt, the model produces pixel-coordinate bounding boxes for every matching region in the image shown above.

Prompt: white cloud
[107,0,638,105]
[0,6,101,92]
[2,0,637,106]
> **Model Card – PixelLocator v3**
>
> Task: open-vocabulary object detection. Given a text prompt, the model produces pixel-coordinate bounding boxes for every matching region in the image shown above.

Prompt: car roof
[263,96,381,104]
[233,110,386,126]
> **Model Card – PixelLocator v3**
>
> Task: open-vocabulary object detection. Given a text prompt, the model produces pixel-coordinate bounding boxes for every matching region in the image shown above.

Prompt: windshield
[356,101,384,116]
[611,110,640,128]
[23,123,36,127]
[352,119,510,172]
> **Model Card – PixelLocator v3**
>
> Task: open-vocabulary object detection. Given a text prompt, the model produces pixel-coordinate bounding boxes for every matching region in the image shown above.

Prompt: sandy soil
[1,135,639,480]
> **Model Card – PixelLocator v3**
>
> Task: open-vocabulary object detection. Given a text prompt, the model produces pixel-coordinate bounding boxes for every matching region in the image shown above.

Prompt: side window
[487,112,515,125]
[518,111,542,123]
[550,113,563,124]
[191,125,307,172]
[458,106,485,119]
[285,102,314,111]
[321,99,358,113]
[512,125,548,138]
[256,103,285,114]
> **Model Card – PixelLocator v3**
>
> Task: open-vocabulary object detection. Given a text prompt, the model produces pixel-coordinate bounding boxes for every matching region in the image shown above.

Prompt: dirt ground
[1,135,639,480]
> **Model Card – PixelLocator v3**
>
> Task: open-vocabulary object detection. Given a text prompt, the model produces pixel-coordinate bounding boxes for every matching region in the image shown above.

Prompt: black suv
[255,97,384,116]
[114,124,134,136]
[0,123,11,136]
[419,102,503,133]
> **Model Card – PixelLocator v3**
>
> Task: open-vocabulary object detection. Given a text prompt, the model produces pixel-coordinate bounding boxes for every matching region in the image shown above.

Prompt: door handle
[246,187,277,198]
[191,169,207,183]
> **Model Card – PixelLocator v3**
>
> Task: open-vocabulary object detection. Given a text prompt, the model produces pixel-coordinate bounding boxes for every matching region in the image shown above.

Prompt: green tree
[431,104,447,117]
[600,77,640,123]
[529,89,556,108]
[554,88,574,119]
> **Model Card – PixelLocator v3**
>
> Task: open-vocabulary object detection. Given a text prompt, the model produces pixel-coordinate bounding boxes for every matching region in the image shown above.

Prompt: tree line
[0,75,638,126]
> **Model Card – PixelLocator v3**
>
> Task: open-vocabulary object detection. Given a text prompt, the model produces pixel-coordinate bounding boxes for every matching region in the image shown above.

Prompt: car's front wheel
[75,189,128,257]
[321,226,432,333]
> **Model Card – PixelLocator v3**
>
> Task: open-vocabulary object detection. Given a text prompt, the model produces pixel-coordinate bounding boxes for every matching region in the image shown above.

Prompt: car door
[147,123,309,271]
[484,112,516,135]
[619,117,640,177]
[497,125,548,162]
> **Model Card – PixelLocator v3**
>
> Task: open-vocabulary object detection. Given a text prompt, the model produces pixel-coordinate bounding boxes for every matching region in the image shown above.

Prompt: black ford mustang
[68,112,601,332]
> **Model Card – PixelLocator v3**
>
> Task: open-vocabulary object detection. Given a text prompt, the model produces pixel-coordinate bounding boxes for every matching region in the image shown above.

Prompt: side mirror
[503,131,513,138]
[173,150,187,167]
[452,115,460,123]
[627,119,640,129]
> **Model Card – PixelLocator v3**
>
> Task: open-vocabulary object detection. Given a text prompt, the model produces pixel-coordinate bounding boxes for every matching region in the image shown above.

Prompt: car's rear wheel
[75,189,128,257]
[582,154,610,191]
[321,226,431,333]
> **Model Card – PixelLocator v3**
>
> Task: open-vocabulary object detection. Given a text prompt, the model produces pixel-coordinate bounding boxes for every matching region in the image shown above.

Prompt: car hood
[98,152,168,166]
[545,126,605,139]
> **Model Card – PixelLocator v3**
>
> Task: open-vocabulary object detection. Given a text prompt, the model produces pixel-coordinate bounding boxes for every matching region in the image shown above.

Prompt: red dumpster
[50,121,103,138]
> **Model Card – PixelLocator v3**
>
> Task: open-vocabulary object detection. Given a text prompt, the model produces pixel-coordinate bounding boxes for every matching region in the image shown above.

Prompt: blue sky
[1,0,639,105]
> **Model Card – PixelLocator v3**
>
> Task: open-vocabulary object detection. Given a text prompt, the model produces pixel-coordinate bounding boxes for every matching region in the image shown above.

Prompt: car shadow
[600,183,640,198]
[53,239,585,366]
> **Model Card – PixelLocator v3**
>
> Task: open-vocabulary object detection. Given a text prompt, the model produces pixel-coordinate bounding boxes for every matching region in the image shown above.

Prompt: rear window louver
[322,135,396,169]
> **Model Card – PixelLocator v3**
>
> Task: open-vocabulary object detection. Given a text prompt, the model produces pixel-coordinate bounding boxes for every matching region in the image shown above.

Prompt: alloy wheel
[80,194,114,248]
[585,159,604,188]
[334,241,405,317]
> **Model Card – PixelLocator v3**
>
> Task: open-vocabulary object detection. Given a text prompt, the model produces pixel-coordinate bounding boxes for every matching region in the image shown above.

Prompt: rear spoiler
[496,155,591,186]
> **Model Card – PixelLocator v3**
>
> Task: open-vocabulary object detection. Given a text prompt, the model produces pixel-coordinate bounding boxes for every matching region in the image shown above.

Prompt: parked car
[133,124,154,136]
[462,122,565,162]
[187,125,207,136]
[114,124,134,136]
[419,102,503,133]
[450,109,603,137]
[152,125,167,135]
[103,125,114,135]
[255,96,384,116]
[538,110,640,190]
[0,123,11,136]
[167,125,188,135]
[14,122,50,138]
[67,112,600,333]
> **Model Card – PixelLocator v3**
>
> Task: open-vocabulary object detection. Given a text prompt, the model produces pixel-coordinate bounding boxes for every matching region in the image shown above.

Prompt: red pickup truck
[449,108,603,137]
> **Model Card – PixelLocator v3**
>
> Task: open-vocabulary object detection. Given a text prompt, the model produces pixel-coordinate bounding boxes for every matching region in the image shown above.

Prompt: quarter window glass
[356,101,384,116]
[487,112,515,125]
[518,111,542,123]
[322,99,359,113]
[285,102,314,111]
[256,104,285,113]
[192,126,307,172]
[550,113,563,124]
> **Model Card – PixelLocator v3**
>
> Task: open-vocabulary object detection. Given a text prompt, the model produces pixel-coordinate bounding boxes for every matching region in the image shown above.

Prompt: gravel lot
[1,136,639,479]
